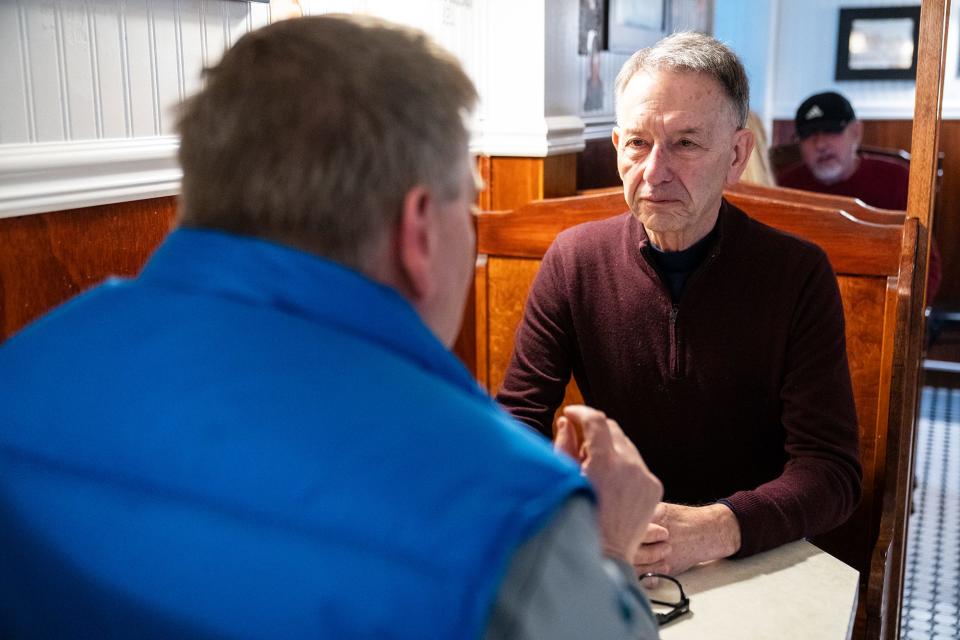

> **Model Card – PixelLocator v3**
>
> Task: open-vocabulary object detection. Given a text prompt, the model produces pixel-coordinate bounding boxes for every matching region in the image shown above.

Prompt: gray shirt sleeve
[483,495,660,640]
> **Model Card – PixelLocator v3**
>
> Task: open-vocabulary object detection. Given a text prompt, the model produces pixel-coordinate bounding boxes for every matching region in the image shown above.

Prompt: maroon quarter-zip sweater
[496,200,862,558]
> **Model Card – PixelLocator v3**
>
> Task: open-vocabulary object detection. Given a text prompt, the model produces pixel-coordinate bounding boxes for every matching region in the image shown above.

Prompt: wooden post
[455,154,578,374]
[874,1,952,638]
[908,0,950,272]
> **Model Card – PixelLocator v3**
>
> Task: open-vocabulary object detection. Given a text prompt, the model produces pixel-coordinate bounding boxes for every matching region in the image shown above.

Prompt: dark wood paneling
[771,119,794,148]
[576,136,620,191]
[861,120,916,153]
[0,197,177,341]
[930,120,960,306]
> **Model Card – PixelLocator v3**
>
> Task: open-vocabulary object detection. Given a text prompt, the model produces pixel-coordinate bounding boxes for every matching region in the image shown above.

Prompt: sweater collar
[631,199,733,262]
[139,228,484,398]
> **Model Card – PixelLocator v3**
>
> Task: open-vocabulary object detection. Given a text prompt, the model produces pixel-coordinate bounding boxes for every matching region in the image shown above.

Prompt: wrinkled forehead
[619,69,738,131]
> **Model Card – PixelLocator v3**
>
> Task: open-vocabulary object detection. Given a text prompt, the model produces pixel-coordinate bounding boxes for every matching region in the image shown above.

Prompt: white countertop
[648,540,860,639]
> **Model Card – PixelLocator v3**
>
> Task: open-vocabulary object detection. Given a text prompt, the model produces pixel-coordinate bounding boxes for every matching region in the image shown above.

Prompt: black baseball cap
[794,91,856,139]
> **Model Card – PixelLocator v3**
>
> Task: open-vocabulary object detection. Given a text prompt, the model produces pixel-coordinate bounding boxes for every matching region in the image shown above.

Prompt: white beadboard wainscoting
[0,0,270,218]
[0,0,591,218]
[3,0,960,218]
[0,0,271,143]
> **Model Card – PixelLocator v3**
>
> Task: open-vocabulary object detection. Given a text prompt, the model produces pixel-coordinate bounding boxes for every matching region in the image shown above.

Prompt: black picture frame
[579,0,606,55]
[835,6,921,81]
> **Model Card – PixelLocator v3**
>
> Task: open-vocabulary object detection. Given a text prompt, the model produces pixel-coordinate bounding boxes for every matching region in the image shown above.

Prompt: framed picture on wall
[606,0,667,53]
[835,6,921,81]
[580,0,606,55]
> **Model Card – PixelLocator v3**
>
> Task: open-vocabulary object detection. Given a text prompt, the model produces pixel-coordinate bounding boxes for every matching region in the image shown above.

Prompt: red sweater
[496,202,862,558]
[778,154,909,211]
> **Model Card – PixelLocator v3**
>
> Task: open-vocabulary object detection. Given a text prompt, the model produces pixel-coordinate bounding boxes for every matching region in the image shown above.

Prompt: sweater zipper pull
[670,305,682,378]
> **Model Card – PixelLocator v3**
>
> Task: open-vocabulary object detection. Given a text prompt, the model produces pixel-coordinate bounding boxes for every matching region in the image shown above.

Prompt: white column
[472,0,584,157]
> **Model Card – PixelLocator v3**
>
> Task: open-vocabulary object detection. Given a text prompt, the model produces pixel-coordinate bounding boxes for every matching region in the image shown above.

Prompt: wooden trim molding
[472,115,586,157]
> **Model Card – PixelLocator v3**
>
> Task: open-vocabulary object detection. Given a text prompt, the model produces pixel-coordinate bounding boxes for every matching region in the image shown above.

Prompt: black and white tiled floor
[901,386,960,639]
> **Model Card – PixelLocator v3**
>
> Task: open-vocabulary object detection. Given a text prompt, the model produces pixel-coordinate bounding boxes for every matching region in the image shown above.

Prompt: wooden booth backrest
[725,181,907,223]
[472,187,918,639]
[579,180,909,226]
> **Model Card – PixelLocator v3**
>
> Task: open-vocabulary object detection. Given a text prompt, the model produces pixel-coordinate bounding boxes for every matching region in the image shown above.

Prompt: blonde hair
[177,15,478,268]
[739,112,776,186]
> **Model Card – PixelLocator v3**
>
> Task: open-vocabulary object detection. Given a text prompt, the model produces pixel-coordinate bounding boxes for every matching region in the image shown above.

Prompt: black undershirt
[647,225,718,301]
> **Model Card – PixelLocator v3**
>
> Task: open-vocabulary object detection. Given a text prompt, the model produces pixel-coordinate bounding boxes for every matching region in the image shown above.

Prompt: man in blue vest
[0,15,663,639]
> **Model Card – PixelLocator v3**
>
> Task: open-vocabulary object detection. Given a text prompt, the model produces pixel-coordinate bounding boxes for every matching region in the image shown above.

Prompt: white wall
[713,0,777,118]
[0,0,592,217]
[715,0,960,145]
[768,0,960,120]
[772,0,917,119]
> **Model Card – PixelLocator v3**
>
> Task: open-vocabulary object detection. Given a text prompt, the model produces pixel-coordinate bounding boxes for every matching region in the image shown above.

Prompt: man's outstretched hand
[555,405,663,562]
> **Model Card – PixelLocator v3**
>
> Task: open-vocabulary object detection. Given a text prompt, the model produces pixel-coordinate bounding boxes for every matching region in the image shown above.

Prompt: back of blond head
[177,15,477,268]
[740,111,776,186]
[615,32,749,129]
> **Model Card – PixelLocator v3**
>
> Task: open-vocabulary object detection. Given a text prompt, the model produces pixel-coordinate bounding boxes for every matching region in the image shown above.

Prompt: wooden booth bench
[464,186,921,640]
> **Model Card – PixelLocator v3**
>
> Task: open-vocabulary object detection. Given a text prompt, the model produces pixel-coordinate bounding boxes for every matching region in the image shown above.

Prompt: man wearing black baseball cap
[794,91,857,139]
[779,90,906,206]
[779,90,941,301]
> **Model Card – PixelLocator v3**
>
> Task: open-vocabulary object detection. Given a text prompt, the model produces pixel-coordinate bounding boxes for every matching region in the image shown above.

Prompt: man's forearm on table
[720,457,861,557]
